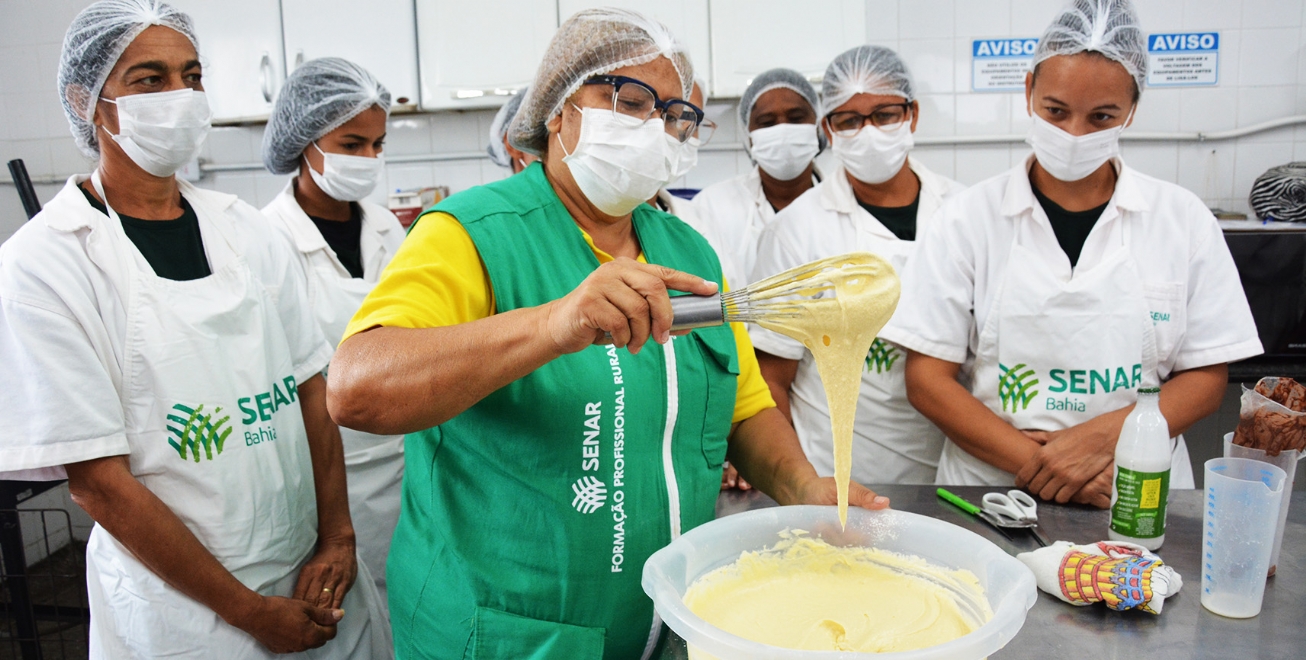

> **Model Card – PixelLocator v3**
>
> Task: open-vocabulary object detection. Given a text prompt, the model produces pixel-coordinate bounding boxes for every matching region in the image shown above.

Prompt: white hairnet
[262,58,391,175]
[1034,0,1147,93]
[821,45,915,116]
[738,68,821,128]
[486,87,528,168]
[58,0,199,158]
[508,8,693,156]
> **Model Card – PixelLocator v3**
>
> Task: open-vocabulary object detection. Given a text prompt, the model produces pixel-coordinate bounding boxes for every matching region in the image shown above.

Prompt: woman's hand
[1014,414,1121,503]
[293,537,358,609]
[228,595,342,653]
[542,258,718,355]
[720,462,752,491]
[792,475,891,510]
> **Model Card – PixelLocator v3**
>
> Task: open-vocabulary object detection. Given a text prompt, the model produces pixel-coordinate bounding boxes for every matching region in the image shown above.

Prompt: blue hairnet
[487,88,528,168]
[821,45,915,115]
[509,8,693,156]
[58,0,199,157]
[261,58,391,175]
[1034,0,1148,93]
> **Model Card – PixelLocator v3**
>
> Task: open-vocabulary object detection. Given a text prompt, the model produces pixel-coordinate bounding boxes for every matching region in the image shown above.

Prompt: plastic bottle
[1109,388,1171,550]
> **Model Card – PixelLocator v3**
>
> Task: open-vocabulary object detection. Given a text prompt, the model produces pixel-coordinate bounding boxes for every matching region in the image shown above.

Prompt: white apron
[938,208,1196,489]
[785,163,954,485]
[264,186,405,614]
[83,173,388,659]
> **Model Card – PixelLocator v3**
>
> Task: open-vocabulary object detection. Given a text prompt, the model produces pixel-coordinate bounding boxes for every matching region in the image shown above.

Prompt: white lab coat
[750,160,964,485]
[883,155,1264,486]
[693,166,820,288]
[0,175,389,659]
[262,181,406,614]
[655,189,741,288]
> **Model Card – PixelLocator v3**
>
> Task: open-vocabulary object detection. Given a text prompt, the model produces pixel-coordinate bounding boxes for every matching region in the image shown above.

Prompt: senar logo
[166,403,232,462]
[571,476,608,514]
[864,338,900,374]
[998,363,1040,413]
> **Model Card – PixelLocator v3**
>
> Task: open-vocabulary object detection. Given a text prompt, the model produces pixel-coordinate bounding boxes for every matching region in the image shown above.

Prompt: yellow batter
[684,534,988,655]
[740,253,899,526]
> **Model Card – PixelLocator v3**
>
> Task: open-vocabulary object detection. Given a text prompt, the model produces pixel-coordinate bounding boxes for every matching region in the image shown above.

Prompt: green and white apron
[387,164,739,660]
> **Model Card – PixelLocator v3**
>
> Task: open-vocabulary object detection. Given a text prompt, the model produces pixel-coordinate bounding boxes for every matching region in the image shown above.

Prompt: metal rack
[1,481,91,660]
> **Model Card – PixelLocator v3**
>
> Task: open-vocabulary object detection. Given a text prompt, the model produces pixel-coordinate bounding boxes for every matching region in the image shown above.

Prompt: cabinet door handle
[294,50,304,69]
[260,53,274,103]
[451,87,519,100]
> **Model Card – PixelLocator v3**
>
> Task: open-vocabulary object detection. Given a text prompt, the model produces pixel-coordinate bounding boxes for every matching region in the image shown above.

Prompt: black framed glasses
[582,74,705,143]
[826,103,913,137]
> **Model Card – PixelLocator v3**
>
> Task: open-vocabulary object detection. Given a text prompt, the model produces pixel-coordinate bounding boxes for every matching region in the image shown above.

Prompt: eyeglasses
[582,74,705,143]
[825,103,912,137]
[694,118,717,145]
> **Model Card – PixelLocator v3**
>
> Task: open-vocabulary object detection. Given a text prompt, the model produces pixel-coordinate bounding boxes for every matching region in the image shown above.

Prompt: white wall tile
[432,160,488,194]
[1182,0,1243,30]
[7,91,56,141]
[681,151,742,190]
[954,0,1010,38]
[1241,0,1303,29]
[1135,0,1187,32]
[252,172,290,207]
[1234,140,1297,200]
[703,101,739,145]
[385,162,437,192]
[954,92,1010,135]
[6,139,53,178]
[0,46,43,95]
[865,0,900,42]
[206,126,255,165]
[1131,88,1182,132]
[913,93,956,138]
[208,172,258,205]
[481,160,512,184]
[900,0,954,39]
[386,115,434,156]
[429,111,482,153]
[899,39,956,94]
[955,144,1011,185]
[1238,88,1300,135]
[910,145,955,180]
[1214,30,1241,87]
[1121,142,1179,182]
[1177,143,1234,203]
[49,135,92,176]
[1178,87,1238,133]
[953,38,973,93]
[1238,28,1301,87]
[1009,0,1056,36]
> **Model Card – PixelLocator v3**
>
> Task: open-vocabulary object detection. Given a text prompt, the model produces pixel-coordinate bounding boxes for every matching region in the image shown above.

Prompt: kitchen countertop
[657,485,1305,659]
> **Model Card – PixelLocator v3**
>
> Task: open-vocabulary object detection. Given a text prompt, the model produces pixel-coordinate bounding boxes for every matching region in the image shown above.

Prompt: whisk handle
[599,293,724,344]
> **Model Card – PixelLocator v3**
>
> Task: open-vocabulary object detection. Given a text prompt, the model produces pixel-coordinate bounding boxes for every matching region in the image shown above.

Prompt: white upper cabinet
[557,0,711,97]
[169,0,286,122]
[708,0,866,98]
[280,0,421,111]
[415,0,558,111]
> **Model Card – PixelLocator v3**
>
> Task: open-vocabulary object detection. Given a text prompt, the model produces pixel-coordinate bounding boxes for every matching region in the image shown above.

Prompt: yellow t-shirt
[344,211,775,424]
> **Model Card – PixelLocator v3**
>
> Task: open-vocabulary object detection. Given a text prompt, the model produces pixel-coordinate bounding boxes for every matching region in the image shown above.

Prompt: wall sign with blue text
[971,38,1039,92]
[1146,32,1219,87]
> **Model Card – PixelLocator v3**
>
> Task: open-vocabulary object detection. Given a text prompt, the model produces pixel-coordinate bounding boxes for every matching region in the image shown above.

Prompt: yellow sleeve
[723,276,776,423]
[342,212,494,343]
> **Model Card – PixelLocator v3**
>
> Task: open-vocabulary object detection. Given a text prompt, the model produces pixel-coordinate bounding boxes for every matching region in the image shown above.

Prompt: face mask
[306,141,385,201]
[748,123,819,181]
[560,106,681,216]
[830,121,913,185]
[671,136,700,180]
[1026,108,1132,182]
[99,88,211,177]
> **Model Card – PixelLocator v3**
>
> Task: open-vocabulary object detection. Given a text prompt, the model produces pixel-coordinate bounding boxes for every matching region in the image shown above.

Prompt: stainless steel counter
[657,485,1305,659]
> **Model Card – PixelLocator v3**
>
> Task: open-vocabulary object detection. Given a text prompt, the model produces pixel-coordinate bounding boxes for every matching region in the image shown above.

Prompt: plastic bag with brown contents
[1232,377,1306,456]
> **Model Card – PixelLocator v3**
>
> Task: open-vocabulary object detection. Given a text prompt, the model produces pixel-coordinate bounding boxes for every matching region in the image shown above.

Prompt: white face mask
[306,141,385,202]
[99,88,211,177]
[560,106,681,217]
[748,123,819,181]
[1026,108,1132,182]
[671,136,700,180]
[830,121,913,185]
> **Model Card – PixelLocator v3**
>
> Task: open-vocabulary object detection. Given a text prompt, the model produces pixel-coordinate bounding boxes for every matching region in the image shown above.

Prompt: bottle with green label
[1109,388,1171,550]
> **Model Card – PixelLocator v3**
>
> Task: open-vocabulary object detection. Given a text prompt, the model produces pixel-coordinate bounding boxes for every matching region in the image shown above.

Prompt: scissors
[982,490,1052,547]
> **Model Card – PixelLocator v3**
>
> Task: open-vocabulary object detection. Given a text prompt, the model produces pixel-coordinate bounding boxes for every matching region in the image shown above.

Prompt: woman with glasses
[694,68,824,290]
[887,0,1258,505]
[325,9,887,659]
[750,45,964,488]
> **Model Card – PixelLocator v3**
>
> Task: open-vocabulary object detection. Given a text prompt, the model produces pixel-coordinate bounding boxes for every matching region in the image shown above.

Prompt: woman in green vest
[328,9,888,659]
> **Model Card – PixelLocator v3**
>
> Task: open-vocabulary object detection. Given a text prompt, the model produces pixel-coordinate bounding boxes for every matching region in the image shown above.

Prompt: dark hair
[1030,52,1141,103]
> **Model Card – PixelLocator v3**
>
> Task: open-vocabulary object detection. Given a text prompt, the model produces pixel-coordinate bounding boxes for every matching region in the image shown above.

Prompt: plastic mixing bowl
[642,506,1037,660]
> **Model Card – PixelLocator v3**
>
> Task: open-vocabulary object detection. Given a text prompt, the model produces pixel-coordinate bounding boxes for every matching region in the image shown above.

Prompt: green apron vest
[389,164,739,660]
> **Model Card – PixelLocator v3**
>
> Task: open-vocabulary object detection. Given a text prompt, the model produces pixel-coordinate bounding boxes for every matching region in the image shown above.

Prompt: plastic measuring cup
[1201,457,1287,618]
[1223,432,1301,576]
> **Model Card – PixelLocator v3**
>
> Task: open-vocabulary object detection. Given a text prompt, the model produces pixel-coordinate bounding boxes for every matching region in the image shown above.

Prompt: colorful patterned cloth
[1018,541,1183,614]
